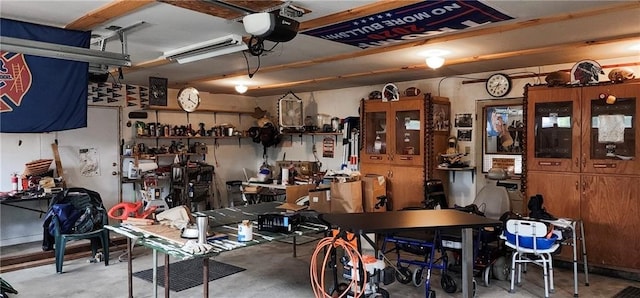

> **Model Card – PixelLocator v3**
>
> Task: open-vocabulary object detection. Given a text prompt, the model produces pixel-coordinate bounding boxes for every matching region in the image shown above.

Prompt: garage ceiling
[1,0,639,97]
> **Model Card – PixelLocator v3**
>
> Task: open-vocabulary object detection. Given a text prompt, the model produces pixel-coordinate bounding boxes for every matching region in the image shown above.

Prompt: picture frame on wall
[457,129,472,142]
[455,113,473,127]
[149,77,168,106]
[432,102,450,133]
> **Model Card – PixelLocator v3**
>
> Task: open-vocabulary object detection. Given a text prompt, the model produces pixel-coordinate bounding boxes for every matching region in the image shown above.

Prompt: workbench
[106,202,327,298]
[0,191,52,214]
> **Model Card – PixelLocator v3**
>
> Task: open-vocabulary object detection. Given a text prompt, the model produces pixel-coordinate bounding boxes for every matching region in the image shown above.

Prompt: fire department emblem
[0,52,33,112]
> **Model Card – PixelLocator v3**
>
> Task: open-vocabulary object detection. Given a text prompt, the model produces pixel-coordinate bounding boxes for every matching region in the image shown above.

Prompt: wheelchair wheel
[482,266,491,287]
[412,267,424,287]
[396,266,412,284]
[492,256,510,281]
[441,273,457,293]
[378,288,390,298]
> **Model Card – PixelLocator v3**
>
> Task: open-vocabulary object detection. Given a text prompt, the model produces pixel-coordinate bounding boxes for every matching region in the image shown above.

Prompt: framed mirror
[481,101,524,174]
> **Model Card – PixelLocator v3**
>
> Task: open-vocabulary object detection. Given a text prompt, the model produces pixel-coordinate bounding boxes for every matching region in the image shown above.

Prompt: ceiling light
[163,34,247,64]
[235,84,248,94]
[0,36,131,67]
[425,56,445,69]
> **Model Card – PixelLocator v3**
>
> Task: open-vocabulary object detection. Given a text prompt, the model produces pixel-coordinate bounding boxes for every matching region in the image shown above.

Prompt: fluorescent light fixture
[163,34,247,64]
[0,36,131,67]
[235,84,248,94]
[426,56,445,69]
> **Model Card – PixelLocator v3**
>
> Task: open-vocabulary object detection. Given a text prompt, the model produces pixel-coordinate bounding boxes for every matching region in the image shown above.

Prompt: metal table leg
[571,220,579,297]
[203,258,209,298]
[462,228,473,298]
[127,238,133,298]
[579,220,589,287]
[165,254,170,298]
[153,250,158,298]
[293,236,297,257]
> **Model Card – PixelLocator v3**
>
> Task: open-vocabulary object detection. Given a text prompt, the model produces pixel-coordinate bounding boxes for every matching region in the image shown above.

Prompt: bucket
[238,220,253,241]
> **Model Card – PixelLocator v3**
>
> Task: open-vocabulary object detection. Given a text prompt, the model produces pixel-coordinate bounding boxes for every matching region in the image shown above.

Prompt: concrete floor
[2,238,639,298]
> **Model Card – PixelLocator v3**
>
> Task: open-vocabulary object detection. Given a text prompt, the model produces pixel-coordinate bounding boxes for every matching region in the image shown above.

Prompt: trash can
[226,180,243,207]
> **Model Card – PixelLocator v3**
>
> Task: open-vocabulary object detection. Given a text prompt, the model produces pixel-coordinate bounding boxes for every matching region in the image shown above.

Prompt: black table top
[320,209,501,233]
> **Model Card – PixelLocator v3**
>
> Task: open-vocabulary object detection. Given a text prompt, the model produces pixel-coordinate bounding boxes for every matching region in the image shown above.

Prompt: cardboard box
[330,180,363,213]
[308,188,331,213]
[362,175,387,212]
[276,184,317,211]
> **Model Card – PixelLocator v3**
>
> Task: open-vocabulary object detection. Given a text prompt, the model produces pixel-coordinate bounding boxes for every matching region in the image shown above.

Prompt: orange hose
[310,236,368,298]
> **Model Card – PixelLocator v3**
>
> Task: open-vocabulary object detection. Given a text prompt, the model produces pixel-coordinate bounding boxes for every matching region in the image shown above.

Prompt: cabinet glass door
[393,99,424,167]
[395,110,421,156]
[527,87,581,172]
[533,101,574,159]
[582,83,639,174]
[366,111,387,154]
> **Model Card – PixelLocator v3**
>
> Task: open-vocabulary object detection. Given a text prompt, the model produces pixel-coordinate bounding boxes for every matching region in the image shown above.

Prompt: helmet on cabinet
[608,67,635,82]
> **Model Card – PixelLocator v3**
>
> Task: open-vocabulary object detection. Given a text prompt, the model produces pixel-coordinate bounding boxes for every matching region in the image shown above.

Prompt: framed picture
[482,102,524,173]
[149,77,168,106]
[432,101,450,133]
[455,113,473,127]
[457,129,472,142]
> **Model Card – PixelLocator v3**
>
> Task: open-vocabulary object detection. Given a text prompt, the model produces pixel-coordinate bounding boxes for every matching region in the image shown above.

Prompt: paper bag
[330,181,363,213]
[308,188,331,213]
[277,184,316,211]
[362,175,387,212]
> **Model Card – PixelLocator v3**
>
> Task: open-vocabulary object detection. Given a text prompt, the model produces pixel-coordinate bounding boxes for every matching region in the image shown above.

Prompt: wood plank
[51,143,66,188]
[65,0,155,30]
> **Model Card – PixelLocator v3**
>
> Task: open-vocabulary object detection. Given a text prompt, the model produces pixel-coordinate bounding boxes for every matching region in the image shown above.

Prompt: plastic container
[505,231,558,249]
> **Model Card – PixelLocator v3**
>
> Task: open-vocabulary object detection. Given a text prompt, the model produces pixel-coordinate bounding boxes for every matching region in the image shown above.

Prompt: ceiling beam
[248,33,640,92]
[65,0,155,30]
[189,2,640,84]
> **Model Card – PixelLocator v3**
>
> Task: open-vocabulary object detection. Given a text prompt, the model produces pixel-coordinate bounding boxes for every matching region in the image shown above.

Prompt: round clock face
[177,87,200,112]
[486,73,512,97]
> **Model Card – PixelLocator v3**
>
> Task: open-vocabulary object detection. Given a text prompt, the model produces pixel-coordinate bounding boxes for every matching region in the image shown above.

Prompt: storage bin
[505,231,558,249]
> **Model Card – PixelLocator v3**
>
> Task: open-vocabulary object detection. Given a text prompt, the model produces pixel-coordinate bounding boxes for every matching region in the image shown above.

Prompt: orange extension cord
[310,235,368,298]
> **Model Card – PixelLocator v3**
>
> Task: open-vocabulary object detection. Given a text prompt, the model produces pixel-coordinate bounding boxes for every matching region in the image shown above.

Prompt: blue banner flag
[1,18,90,133]
[302,0,513,49]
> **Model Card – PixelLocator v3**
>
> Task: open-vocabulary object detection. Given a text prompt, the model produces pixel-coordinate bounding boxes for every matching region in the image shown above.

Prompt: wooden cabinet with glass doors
[525,79,640,271]
[361,95,448,210]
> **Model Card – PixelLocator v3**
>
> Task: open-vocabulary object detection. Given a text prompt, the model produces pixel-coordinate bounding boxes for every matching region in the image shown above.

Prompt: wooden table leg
[203,258,209,298]
[165,254,170,298]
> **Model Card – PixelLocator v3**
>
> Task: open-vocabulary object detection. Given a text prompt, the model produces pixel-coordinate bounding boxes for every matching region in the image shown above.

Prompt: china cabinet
[360,95,449,210]
[525,79,640,270]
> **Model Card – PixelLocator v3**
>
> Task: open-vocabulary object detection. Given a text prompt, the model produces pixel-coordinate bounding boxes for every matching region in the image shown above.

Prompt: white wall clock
[486,73,512,97]
[177,87,201,112]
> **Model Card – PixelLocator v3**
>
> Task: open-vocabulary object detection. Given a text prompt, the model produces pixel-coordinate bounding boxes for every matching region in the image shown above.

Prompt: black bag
[42,188,105,251]
[73,205,104,234]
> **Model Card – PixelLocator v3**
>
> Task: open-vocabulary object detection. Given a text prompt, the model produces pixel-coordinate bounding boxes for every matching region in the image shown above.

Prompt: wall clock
[177,87,201,112]
[486,73,512,97]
